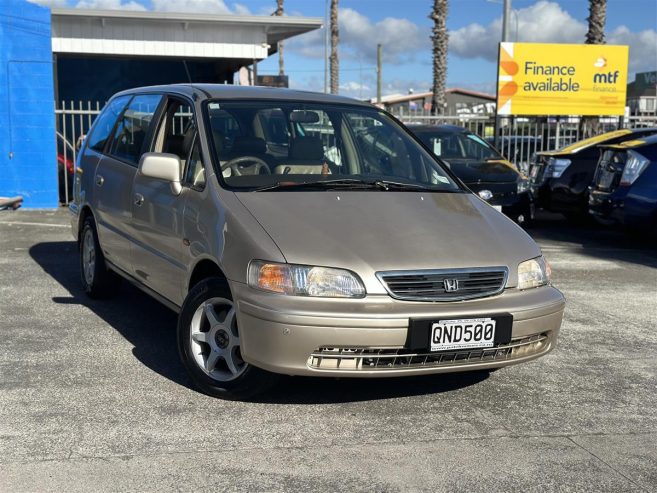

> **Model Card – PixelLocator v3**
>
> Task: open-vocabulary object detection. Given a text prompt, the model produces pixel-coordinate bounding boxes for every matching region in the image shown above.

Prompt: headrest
[290,137,324,161]
[232,136,266,154]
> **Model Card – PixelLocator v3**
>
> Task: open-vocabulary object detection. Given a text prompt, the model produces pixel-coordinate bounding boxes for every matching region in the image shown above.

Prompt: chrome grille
[377,267,508,301]
[309,334,549,371]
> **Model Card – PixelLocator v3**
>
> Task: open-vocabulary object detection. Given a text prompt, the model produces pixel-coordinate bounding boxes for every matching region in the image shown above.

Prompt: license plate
[430,318,496,351]
[492,205,503,212]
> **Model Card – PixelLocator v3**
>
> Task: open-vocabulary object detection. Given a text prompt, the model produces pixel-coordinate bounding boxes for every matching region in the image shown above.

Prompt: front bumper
[232,283,565,377]
[468,184,534,224]
[501,190,534,224]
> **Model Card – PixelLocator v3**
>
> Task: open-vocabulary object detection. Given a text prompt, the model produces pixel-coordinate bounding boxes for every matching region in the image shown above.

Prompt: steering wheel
[221,156,270,176]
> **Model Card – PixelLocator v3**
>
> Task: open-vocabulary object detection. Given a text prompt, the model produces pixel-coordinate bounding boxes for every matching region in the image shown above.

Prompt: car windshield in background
[204,101,461,192]
[417,131,502,161]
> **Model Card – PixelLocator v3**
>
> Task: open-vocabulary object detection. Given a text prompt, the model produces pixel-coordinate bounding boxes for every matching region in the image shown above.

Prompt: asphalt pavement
[0,209,656,492]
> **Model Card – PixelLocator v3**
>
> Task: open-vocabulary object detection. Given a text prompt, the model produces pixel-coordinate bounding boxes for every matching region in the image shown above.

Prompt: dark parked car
[528,128,657,220]
[410,125,533,225]
[589,134,657,234]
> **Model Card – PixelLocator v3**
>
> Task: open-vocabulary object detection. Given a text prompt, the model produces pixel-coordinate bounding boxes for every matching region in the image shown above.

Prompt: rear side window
[86,95,131,152]
[108,94,162,165]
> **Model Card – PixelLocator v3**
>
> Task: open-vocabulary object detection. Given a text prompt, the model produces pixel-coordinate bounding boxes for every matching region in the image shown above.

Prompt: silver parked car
[70,85,565,399]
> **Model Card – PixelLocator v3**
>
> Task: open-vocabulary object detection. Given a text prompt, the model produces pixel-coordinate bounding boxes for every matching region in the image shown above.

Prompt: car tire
[177,277,278,400]
[80,216,121,298]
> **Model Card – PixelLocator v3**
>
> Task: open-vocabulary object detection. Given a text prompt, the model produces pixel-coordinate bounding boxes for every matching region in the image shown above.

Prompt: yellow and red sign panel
[497,42,629,116]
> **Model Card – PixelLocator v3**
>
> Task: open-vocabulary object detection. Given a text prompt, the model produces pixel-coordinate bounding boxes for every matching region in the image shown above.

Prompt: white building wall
[52,16,271,59]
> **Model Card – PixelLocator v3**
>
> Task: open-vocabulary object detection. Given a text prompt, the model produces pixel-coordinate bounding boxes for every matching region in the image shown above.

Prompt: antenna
[182,60,193,84]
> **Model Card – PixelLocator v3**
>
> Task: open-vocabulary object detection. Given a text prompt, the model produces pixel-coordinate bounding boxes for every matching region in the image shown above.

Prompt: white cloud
[52,0,255,14]
[449,0,657,74]
[150,0,249,15]
[287,7,426,65]
[233,3,252,16]
[450,1,585,61]
[338,80,371,98]
[608,26,657,74]
[26,0,68,6]
[74,0,146,10]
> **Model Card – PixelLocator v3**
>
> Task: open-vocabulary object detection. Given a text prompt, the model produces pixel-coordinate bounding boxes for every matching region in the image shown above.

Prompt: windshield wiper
[252,178,434,192]
[252,178,371,192]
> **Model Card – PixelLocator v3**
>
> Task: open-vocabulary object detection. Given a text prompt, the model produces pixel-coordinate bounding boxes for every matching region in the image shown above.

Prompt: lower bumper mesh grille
[308,333,549,371]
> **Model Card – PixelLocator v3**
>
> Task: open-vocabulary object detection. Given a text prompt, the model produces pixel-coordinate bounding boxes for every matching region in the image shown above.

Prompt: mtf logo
[594,70,620,84]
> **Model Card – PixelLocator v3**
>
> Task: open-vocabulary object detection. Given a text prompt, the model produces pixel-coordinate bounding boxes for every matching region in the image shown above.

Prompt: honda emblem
[443,278,459,293]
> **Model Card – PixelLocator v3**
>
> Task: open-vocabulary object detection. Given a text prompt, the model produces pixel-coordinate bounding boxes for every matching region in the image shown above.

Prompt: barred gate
[55,101,102,204]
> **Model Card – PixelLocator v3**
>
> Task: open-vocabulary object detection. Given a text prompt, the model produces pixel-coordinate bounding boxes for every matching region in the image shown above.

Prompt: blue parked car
[589,134,657,234]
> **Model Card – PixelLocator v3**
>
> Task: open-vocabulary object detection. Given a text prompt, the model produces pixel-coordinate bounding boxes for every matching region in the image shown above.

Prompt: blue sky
[32,0,657,99]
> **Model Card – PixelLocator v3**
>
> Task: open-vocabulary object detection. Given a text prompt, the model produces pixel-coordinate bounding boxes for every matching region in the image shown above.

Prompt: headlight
[478,189,493,201]
[548,158,571,178]
[517,256,551,290]
[248,261,366,298]
[517,178,529,194]
[620,150,650,186]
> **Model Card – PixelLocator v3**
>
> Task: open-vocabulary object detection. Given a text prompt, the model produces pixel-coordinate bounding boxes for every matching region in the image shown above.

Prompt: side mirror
[138,153,182,195]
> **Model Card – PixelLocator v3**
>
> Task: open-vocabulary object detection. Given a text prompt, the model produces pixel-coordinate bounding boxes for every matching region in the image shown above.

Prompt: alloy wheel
[82,227,96,286]
[189,297,247,382]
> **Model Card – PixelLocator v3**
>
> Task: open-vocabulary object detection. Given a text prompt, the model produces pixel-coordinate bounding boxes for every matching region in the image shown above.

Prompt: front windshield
[204,100,460,192]
[417,131,502,161]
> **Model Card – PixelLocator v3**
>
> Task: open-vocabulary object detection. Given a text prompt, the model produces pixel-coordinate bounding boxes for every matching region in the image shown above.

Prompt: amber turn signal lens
[256,264,293,294]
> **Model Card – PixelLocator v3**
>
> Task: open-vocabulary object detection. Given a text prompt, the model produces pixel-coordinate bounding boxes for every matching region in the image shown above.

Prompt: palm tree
[585,0,607,44]
[581,0,607,136]
[275,0,285,76]
[330,0,339,94]
[430,0,448,115]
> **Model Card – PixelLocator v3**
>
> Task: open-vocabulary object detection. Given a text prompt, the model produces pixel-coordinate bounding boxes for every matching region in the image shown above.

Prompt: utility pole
[324,0,329,93]
[502,0,511,43]
[495,0,512,149]
[376,44,382,105]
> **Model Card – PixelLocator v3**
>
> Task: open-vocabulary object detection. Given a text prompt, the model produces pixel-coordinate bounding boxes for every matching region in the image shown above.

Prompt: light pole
[487,0,513,43]
[488,0,513,149]
[324,0,329,93]
[502,0,511,42]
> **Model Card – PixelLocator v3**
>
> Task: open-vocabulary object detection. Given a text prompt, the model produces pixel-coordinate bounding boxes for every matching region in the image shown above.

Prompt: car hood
[236,191,540,293]
[446,159,519,184]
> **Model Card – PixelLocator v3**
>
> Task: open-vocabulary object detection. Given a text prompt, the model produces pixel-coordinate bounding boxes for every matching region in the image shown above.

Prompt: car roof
[599,133,657,150]
[113,83,373,107]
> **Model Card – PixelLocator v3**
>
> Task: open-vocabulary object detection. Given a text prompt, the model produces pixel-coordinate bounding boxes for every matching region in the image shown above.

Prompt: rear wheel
[80,217,121,298]
[177,277,278,400]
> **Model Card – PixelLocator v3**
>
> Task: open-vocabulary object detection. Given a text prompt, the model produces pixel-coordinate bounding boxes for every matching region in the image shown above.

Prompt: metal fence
[54,100,657,203]
[55,101,102,204]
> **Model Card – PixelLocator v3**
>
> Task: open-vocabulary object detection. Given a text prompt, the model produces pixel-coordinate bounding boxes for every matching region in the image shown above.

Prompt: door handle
[95,175,104,187]
[134,193,144,207]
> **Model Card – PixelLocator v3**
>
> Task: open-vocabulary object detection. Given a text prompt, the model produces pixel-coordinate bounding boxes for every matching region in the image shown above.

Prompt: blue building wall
[0,0,57,208]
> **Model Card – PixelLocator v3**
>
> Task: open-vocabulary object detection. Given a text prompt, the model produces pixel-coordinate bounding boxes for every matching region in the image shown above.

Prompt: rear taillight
[620,150,650,186]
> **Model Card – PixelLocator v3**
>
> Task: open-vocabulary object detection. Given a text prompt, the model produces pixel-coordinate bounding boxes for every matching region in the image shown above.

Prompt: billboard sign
[497,42,629,116]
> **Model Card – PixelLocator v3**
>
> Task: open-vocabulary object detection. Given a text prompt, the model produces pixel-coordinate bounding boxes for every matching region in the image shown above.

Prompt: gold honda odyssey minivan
[70,85,565,399]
